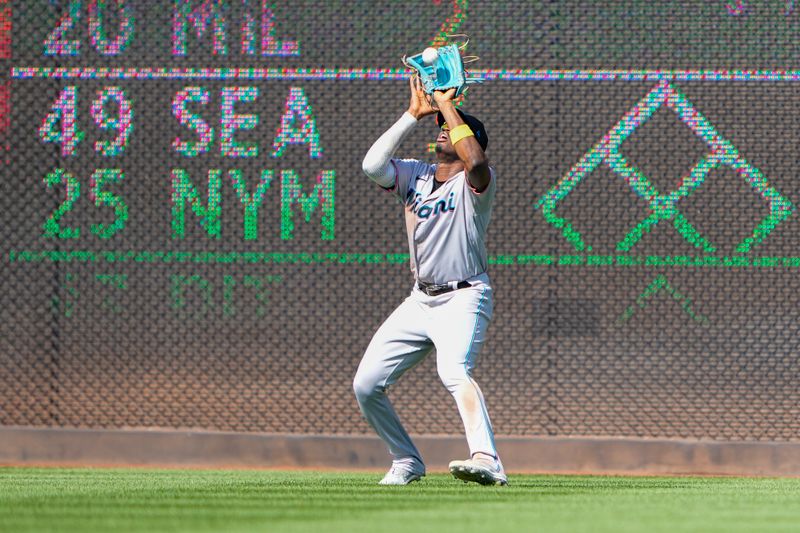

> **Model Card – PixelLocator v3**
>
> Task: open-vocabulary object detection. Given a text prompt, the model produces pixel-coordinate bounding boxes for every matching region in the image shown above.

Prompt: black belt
[417,280,472,296]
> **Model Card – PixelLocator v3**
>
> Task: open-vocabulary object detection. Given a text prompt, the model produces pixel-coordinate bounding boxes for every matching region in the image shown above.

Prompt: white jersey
[388,159,496,285]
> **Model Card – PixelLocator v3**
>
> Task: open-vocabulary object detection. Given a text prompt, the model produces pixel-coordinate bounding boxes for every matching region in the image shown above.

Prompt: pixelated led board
[2,1,800,438]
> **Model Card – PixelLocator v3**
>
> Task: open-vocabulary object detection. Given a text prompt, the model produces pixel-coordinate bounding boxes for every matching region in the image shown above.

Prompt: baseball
[422,47,439,65]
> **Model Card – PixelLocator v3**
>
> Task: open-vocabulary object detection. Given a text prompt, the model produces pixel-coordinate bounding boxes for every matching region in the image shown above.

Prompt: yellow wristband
[449,124,474,145]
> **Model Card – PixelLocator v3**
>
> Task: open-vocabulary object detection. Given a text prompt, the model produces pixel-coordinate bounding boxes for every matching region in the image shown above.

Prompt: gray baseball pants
[353,273,498,470]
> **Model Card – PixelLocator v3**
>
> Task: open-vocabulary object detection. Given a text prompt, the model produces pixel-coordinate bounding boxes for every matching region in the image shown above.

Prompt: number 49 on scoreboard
[39,86,133,157]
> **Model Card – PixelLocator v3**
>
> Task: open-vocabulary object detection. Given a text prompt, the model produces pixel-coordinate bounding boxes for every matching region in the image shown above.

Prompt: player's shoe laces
[449,456,508,486]
[378,464,424,485]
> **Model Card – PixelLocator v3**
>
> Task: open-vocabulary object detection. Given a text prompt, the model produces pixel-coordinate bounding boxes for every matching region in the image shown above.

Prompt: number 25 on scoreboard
[42,168,128,240]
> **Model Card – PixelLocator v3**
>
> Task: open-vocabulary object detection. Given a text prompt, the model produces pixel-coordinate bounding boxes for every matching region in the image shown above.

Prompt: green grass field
[1,468,799,533]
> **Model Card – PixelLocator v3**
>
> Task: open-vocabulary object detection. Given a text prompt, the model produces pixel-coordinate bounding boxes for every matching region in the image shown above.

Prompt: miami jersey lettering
[405,188,457,219]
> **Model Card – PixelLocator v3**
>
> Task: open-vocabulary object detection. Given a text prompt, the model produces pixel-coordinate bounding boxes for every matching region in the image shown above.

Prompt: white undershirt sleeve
[362,112,418,188]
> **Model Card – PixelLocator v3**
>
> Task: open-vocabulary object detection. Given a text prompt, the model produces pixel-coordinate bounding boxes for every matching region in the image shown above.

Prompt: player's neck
[434,159,465,182]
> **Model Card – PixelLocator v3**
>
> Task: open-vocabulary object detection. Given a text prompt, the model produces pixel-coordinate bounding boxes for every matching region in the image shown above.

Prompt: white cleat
[449,457,508,486]
[378,465,425,485]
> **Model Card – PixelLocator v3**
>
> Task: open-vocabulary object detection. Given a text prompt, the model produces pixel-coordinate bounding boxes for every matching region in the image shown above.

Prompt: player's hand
[432,87,458,109]
[407,76,437,120]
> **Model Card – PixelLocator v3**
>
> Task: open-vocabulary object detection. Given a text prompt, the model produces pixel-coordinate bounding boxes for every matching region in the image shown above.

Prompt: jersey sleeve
[386,158,423,203]
[464,167,496,213]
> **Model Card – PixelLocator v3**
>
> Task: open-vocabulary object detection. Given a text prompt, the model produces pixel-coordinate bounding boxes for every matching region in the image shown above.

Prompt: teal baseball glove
[402,39,481,97]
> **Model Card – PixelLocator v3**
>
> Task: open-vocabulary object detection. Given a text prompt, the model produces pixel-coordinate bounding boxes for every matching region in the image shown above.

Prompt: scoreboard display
[1,1,799,440]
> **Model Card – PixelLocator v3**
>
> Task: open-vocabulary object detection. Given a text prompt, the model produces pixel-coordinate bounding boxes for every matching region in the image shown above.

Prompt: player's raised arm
[432,89,491,193]
[361,77,438,187]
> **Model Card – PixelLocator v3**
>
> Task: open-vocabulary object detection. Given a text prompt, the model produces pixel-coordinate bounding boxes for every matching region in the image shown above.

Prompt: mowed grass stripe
[1,468,799,533]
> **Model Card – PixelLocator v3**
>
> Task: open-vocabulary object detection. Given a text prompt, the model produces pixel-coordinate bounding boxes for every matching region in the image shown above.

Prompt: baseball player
[353,77,506,486]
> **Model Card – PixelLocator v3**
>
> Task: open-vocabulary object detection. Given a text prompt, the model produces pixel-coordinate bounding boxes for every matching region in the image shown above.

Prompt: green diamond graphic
[536,81,793,254]
[618,275,709,326]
